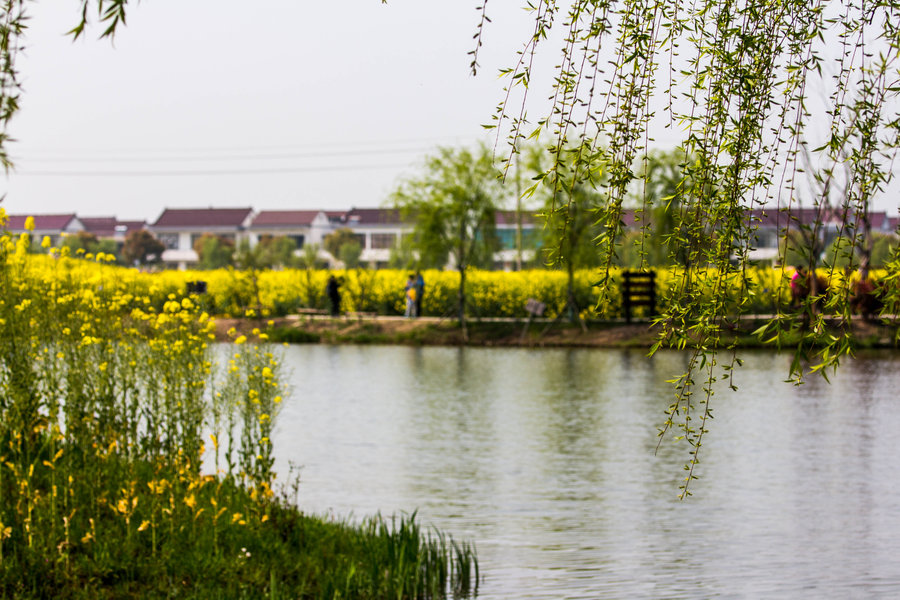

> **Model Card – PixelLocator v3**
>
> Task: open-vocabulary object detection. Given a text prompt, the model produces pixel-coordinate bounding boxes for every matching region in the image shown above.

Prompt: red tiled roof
[79,217,119,237]
[152,208,253,228]
[868,211,891,230]
[342,208,408,225]
[5,213,78,231]
[80,217,146,237]
[251,210,322,227]
[117,220,147,233]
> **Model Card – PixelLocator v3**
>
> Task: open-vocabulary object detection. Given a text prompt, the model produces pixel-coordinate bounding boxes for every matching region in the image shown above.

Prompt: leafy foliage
[322,228,363,264]
[479,0,900,496]
[392,144,504,336]
[193,234,235,270]
[122,229,165,266]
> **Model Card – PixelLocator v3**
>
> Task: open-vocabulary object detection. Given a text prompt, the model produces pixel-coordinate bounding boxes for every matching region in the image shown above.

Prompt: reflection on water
[274,345,900,599]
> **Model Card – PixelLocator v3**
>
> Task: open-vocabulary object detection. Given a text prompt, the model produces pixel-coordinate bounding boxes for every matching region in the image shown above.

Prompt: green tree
[388,234,417,270]
[629,149,703,268]
[536,147,608,322]
[254,235,298,269]
[194,234,234,270]
[61,231,99,254]
[540,186,603,324]
[297,243,324,308]
[323,228,363,265]
[60,231,120,261]
[780,229,814,269]
[871,233,898,268]
[122,229,165,266]
[232,240,271,317]
[338,240,362,269]
[504,140,550,270]
[391,144,503,338]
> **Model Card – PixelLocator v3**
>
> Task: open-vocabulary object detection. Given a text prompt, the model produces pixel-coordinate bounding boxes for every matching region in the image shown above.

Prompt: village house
[79,217,147,250]
[494,210,540,270]
[149,207,255,269]
[248,210,329,250]
[336,208,412,268]
[5,213,85,247]
[7,203,894,269]
[746,206,899,263]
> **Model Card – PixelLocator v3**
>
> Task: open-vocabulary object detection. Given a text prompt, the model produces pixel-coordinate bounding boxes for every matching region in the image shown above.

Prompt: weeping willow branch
[485,0,900,495]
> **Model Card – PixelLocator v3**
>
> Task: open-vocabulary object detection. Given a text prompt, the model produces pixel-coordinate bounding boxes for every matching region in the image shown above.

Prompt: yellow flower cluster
[0,224,283,570]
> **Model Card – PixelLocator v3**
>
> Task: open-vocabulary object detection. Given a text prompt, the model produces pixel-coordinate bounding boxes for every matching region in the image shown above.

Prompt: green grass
[0,238,478,600]
[0,469,478,599]
[267,326,322,344]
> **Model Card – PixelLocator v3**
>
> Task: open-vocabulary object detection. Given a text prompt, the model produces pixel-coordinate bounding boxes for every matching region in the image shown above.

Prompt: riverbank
[215,313,900,349]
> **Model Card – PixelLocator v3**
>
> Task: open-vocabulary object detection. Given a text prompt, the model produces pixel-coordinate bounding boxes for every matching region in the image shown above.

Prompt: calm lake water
[272,345,900,599]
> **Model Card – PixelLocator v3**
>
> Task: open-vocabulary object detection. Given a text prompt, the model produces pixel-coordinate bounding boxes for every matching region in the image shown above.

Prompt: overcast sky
[1,1,547,222]
[2,1,897,223]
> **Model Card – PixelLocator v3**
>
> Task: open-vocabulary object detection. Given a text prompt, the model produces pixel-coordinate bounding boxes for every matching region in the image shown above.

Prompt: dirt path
[213,313,899,349]
[214,314,662,347]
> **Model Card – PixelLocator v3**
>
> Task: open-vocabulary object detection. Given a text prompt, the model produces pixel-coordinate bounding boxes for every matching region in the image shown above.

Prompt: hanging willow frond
[487,0,900,496]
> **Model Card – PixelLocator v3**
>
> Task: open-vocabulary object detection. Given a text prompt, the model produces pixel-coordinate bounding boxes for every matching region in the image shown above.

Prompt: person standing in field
[404,274,417,318]
[326,274,342,316]
[414,270,425,318]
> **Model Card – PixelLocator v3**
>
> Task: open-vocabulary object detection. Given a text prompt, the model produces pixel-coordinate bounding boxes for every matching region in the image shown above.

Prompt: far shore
[214,313,900,350]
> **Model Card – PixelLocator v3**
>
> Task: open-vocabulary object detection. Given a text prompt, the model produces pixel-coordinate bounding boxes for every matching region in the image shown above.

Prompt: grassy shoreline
[0,243,479,599]
[218,314,900,351]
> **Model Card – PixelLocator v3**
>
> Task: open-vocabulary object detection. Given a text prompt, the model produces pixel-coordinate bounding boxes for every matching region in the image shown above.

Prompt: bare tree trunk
[458,265,468,341]
[566,261,588,332]
[457,220,469,341]
[515,156,523,271]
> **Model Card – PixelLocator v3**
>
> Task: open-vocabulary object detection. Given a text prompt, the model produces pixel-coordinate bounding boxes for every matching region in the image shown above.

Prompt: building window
[496,228,539,250]
[158,234,179,250]
[370,233,397,249]
[289,234,305,249]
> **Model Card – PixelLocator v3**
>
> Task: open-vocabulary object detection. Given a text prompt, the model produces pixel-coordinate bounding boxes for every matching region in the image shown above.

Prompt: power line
[9,161,418,177]
[11,135,484,160]
[11,145,437,164]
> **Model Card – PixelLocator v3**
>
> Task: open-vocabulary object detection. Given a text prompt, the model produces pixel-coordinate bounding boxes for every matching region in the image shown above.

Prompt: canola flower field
[0,216,477,598]
[27,257,825,321]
